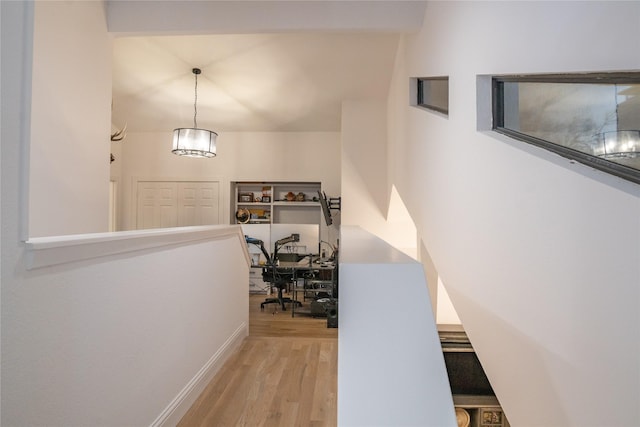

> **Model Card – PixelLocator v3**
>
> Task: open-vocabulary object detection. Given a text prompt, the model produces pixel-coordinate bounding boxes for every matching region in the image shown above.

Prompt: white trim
[24,224,250,270]
[150,322,248,427]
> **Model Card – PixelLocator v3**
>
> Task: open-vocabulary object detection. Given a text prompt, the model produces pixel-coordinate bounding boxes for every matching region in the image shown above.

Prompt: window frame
[416,76,449,115]
[492,72,640,185]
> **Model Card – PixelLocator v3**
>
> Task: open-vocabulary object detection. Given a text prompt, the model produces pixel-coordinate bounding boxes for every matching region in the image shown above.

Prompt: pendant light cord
[193,71,199,129]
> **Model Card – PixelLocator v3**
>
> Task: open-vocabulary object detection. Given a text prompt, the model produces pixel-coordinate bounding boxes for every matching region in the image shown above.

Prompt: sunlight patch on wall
[436,276,461,325]
[386,185,417,258]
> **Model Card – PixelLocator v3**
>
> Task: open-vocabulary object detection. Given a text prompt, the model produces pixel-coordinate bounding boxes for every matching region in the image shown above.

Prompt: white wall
[341,100,388,228]
[116,131,341,242]
[389,2,640,426]
[341,100,418,255]
[1,1,35,421]
[29,1,112,237]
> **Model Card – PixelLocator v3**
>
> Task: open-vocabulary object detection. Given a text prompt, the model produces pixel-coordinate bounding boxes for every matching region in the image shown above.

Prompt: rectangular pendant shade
[596,130,640,158]
[172,128,217,158]
[604,130,640,157]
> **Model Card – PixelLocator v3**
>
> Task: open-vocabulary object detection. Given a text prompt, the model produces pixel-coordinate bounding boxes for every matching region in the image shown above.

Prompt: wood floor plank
[178,293,338,426]
[310,340,337,425]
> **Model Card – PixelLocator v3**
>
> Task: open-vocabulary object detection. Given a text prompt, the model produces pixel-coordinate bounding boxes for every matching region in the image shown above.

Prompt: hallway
[178,293,338,426]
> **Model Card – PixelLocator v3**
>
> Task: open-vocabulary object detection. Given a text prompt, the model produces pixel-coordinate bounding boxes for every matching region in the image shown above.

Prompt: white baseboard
[150,322,248,427]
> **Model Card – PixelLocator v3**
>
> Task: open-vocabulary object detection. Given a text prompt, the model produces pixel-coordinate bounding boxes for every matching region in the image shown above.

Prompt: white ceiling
[111,32,401,132]
[108,1,427,133]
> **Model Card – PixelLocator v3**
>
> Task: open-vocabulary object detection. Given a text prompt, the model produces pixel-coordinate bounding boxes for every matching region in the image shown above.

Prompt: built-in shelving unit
[231,181,322,225]
[233,181,325,294]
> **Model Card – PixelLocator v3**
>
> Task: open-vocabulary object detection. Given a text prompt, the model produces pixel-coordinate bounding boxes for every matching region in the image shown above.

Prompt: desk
[276,256,337,317]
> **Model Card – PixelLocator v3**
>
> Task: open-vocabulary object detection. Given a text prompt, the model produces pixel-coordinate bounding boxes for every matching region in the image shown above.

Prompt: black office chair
[259,265,301,311]
[245,234,302,311]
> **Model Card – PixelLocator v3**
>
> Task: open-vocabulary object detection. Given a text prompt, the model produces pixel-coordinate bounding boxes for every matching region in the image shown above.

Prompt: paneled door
[177,182,220,226]
[136,181,178,229]
[136,181,221,229]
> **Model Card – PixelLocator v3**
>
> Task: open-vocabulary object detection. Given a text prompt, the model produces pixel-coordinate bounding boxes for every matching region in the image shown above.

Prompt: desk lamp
[273,233,300,262]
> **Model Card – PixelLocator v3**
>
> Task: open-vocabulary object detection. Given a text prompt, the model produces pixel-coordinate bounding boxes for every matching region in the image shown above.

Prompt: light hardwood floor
[178,292,338,426]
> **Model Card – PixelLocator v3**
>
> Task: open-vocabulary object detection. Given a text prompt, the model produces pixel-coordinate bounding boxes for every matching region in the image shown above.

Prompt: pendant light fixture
[594,84,639,159]
[595,130,640,159]
[172,68,217,158]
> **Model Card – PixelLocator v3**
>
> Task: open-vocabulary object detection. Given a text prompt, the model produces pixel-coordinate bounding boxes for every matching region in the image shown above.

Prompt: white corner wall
[29,1,112,237]
[341,100,418,249]
[1,2,35,423]
[388,2,640,426]
[341,101,389,229]
[341,100,419,260]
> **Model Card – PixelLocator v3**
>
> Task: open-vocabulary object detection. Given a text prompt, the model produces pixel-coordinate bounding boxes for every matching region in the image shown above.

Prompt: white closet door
[136,180,221,229]
[136,182,178,229]
[177,182,220,226]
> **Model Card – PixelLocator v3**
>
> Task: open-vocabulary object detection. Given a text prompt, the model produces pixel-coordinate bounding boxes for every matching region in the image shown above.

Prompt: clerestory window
[416,76,449,115]
[492,72,640,185]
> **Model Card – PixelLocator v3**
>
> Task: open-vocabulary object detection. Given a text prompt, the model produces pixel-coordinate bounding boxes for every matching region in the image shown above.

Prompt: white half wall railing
[338,226,456,426]
[5,225,249,426]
